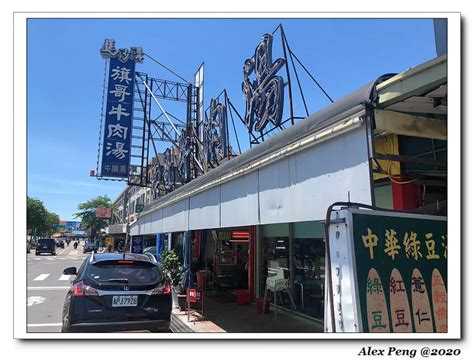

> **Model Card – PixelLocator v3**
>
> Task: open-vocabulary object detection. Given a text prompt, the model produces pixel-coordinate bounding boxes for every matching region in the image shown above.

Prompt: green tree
[44,212,60,236]
[27,197,61,238]
[27,197,47,237]
[74,195,115,242]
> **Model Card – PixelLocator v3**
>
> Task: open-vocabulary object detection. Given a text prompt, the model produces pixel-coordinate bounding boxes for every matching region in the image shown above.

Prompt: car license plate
[112,295,138,307]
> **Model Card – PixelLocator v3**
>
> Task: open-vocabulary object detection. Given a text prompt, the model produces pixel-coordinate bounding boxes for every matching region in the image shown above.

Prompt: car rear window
[86,261,163,285]
[38,239,55,247]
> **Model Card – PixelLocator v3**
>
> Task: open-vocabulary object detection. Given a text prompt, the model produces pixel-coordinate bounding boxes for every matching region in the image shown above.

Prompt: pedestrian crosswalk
[28,250,85,261]
[33,274,50,281]
[29,256,84,261]
[30,273,73,282]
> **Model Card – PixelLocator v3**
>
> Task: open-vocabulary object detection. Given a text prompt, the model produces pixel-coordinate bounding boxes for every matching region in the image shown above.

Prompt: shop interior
[192,229,251,295]
[258,221,326,320]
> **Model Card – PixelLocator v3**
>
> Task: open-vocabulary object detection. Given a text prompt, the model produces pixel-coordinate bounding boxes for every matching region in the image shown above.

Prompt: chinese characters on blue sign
[100,40,144,179]
[131,235,144,254]
[101,57,135,178]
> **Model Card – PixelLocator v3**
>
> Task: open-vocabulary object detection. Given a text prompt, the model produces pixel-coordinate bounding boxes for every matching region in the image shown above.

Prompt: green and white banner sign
[352,212,447,333]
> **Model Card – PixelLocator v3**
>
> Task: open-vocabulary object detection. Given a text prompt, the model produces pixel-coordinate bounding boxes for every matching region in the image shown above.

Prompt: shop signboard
[204,98,228,167]
[352,212,447,333]
[230,230,250,242]
[100,41,138,179]
[187,288,203,303]
[108,224,126,234]
[186,287,204,322]
[327,208,447,333]
[65,221,81,231]
[54,221,83,232]
[242,33,285,133]
[96,207,112,218]
[131,235,143,254]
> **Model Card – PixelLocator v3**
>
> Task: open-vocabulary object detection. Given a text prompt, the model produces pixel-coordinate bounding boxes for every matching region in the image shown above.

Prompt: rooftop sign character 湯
[242,34,285,133]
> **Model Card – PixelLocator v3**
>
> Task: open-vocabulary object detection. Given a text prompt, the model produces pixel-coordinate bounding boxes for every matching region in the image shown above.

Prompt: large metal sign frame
[242,25,334,147]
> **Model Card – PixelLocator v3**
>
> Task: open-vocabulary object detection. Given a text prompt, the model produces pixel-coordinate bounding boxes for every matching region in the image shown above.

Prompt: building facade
[110,54,447,325]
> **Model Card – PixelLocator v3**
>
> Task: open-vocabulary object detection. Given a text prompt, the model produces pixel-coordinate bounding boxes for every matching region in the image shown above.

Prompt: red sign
[95,208,112,218]
[230,230,251,243]
[187,288,203,303]
[232,231,250,239]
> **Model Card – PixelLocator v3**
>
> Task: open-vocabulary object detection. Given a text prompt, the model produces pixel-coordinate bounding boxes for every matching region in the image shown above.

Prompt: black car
[83,242,98,253]
[61,252,172,333]
[56,239,65,248]
[36,238,56,255]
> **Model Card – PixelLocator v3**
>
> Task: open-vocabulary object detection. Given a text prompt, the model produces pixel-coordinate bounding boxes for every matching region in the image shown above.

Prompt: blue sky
[27,17,437,221]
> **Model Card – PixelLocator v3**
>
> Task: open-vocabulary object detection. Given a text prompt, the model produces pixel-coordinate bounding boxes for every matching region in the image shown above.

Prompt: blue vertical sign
[101,57,136,178]
[131,235,144,254]
[156,233,164,263]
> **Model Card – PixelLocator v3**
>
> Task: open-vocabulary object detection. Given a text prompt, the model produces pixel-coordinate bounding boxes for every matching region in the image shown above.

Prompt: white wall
[189,187,221,230]
[162,198,189,233]
[131,126,372,235]
[220,171,259,227]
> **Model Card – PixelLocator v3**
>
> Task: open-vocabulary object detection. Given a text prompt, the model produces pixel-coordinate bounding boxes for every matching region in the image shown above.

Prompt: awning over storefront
[131,74,395,235]
[373,54,447,140]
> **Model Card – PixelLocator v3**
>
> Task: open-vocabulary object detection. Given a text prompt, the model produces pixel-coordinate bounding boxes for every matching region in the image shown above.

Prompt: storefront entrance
[192,227,255,300]
[258,221,325,320]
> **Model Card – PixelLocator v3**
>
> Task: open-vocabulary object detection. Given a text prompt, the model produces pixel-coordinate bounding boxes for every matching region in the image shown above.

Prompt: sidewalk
[171,291,324,333]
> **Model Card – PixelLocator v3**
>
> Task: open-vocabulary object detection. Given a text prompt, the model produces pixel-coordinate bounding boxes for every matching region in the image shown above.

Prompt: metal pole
[285,38,309,117]
[224,90,231,160]
[288,49,334,103]
[123,188,130,258]
[288,223,295,310]
[139,75,148,186]
[142,81,180,135]
[279,25,295,126]
[144,76,152,185]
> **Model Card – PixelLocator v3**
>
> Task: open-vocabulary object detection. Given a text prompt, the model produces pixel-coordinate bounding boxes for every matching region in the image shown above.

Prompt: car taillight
[71,281,98,297]
[150,283,172,295]
[118,260,134,264]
